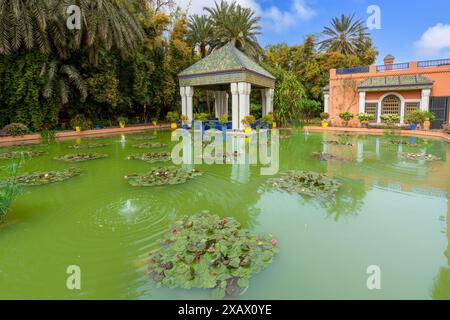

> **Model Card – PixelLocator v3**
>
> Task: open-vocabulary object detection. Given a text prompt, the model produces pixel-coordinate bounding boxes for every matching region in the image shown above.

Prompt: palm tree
[0,0,51,55]
[187,14,213,58]
[205,0,262,58]
[319,14,369,55]
[42,60,87,105]
[56,0,144,65]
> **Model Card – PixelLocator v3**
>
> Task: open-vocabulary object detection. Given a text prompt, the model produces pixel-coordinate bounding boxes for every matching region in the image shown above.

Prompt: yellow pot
[75,126,81,132]
[119,122,126,129]
[322,122,329,127]
[244,126,252,134]
[152,121,157,126]
[272,122,277,129]
[171,123,178,129]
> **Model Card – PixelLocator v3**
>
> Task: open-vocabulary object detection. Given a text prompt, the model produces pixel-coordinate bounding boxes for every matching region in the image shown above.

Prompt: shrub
[380,114,400,125]
[218,114,229,125]
[2,123,30,137]
[300,99,322,120]
[194,113,209,121]
[422,111,436,122]
[261,113,275,126]
[339,112,354,122]
[250,103,262,119]
[117,116,129,125]
[405,110,435,124]
[320,112,330,120]
[166,112,179,123]
[70,115,93,130]
[357,113,375,122]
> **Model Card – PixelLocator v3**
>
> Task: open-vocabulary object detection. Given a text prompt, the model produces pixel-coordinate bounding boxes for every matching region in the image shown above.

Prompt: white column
[214,91,220,118]
[421,89,431,112]
[223,93,229,115]
[377,101,382,123]
[261,89,267,116]
[231,83,239,130]
[359,92,366,114]
[400,100,406,124]
[324,93,330,113]
[238,83,251,130]
[185,86,194,124]
[267,88,274,114]
[180,87,187,118]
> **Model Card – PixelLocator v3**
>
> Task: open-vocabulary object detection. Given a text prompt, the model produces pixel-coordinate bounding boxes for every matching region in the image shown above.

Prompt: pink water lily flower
[271,239,278,246]
[207,245,215,253]
[171,228,177,233]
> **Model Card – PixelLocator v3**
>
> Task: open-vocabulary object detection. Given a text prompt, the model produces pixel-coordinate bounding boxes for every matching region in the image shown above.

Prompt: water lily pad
[147,213,279,298]
[127,152,172,163]
[68,143,110,149]
[54,153,109,162]
[387,140,418,147]
[125,167,202,186]
[12,168,82,186]
[399,153,440,161]
[334,133,354,138]
[312,152,351,162]
[323,140,353,146]
[132,136,157,141]
[0,150,46,160]
[267,170,341,198]
[133,142,168,149]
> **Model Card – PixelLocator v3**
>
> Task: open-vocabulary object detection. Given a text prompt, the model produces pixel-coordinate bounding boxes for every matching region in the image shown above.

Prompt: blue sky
[179,0,450,64]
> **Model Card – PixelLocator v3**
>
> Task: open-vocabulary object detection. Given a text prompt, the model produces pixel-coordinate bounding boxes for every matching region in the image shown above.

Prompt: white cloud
[177,0,316,33]
[414,23,450,58]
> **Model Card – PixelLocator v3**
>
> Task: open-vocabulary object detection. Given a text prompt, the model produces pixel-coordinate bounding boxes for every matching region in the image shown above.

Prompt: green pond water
[0,129,449,300]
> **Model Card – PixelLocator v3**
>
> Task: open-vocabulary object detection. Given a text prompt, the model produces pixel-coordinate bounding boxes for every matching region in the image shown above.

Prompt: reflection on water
[0,130,449,299]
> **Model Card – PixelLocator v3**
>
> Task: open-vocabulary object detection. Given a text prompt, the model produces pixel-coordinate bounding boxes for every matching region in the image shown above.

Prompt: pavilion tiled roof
[178,43,275,89]
[358,74,434,92]
[179,43,275,79]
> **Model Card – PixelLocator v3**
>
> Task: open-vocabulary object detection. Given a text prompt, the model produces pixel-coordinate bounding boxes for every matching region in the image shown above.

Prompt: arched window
[381,95,401,117]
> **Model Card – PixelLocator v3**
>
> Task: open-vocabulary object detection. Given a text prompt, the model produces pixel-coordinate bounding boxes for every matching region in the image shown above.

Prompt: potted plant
[181,115,189,129]
[320,112,330,127]
[218,114,229,133]
[117,116,128,129]
[261,113,275,129]
[339,112,354,127]
[194,113,209,131]
[404,110,423,130]
[357,113,375,128]
[422,111,435,131]
[167,112,180,129]
[241,115,256,134]
[268,112,277,129]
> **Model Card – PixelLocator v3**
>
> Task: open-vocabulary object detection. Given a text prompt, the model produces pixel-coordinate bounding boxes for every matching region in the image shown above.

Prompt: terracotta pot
[423,119,431,131]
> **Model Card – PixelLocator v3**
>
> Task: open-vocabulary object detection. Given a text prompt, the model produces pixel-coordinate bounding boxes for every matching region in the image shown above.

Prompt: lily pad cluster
[147,213,279,299]
[399,153,440,161]
[133,142,168,149]
[203,151,241,162]
[267,170,341,197]
[387,140,418,147]
[125,167,202,186]
[127,152,172,163]
[68,143,110,149]
[13,168,82,186]
[312,152,351,162]
[334,133,354,138]
[132,136,157,141]
[54,153,109,162]
[0,150,46,160]
[323,140,353,146]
